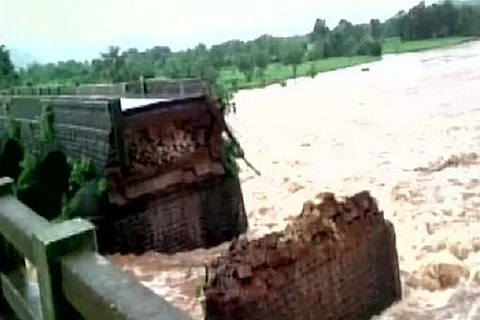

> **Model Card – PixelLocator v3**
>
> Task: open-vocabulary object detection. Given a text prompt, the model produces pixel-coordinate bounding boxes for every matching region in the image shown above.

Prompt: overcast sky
[0,0,431,62]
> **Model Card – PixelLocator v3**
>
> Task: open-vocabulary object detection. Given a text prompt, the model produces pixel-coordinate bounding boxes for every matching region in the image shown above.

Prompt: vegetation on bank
[383,36,475,54]
[0,100,107,222]
[1,0,480,94]
[219,55,381,91]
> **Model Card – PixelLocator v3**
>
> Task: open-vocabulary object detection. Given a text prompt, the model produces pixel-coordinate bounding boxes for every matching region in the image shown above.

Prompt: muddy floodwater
[110,41,480,319]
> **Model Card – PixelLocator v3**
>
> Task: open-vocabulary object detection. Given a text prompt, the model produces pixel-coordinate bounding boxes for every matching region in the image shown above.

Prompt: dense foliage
[14,25,382,89]
[0,1,478,93]
[383,0,480,40]
[0,101,107,222]
[0,44,18,89]
[0,2,478,93]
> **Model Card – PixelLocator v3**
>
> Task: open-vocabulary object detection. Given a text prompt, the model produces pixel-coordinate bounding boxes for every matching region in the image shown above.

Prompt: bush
[356,37,383,57]
[370,40,383,57]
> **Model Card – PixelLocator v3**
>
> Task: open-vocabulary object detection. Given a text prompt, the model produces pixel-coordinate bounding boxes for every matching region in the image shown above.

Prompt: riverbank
[221,36,477,92]
[383,36,476,54]
[219,55,381,91]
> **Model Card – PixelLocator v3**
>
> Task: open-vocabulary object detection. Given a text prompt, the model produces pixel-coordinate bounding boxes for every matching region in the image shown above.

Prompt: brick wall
[96,175,248,254]
[204,191,401,320]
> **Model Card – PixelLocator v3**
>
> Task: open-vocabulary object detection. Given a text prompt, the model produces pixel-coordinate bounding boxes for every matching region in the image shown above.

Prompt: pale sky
[0,0,430,62]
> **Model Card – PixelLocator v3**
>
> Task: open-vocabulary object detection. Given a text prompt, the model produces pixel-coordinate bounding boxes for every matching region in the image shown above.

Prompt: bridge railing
[0,78,207,100]
[0,177,192,320]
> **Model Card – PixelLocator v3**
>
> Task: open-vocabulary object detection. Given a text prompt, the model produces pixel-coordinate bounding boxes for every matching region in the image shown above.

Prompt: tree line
[1,0,480,91]
[382,0,480,40]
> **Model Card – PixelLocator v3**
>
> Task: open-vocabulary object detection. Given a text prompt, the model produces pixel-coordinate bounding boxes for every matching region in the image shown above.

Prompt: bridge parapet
[0,78,206,100]
[0,177,192,320]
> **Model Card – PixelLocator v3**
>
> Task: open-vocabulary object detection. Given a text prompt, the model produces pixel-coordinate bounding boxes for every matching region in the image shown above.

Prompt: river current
[111,41,480,319]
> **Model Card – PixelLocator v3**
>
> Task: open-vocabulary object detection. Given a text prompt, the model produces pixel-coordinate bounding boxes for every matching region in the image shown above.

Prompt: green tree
[11,0,480,90]
[193,55,219,86]
[370,19,382,39]
[280,40,306,78]
[254,49,270,83]
[99,46,127,82]
[163,56,183,78]
[308,40,326,60]
[310,18,328,42]
[210,44,226,68]
[0,44,18,89]
[237,53,255,82]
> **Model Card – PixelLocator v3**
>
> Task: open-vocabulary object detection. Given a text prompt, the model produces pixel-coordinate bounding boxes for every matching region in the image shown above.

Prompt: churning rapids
[110,40,480,319]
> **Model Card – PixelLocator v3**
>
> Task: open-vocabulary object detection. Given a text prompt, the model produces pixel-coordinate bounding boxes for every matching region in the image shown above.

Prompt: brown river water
[110,41,480,319]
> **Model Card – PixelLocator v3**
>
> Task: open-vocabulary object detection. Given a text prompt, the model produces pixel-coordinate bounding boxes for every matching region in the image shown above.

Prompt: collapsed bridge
[0,78,248,255]
[204,191,402,320]
[0,79,403,320]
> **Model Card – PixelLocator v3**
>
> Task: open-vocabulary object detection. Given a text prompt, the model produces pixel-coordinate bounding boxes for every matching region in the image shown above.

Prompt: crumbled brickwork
[120,98,224,189]
[204,191,401,320]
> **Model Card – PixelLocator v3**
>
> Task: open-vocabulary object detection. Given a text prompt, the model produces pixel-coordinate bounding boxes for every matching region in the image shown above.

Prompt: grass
[383,36,475,54]
[218,36,478,92]
[219,55,380,91]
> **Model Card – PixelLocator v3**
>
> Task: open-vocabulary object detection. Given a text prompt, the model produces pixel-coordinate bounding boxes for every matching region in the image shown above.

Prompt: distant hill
[8,48,39,68]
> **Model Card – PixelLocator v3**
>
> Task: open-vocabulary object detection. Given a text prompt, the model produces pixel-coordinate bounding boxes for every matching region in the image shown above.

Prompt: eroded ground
[110,41,480,319]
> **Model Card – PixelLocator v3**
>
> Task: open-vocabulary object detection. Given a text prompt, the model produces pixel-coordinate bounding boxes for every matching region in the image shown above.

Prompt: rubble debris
[126,124,200,166]
[413,152,480,173]
[204,190,401,320]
